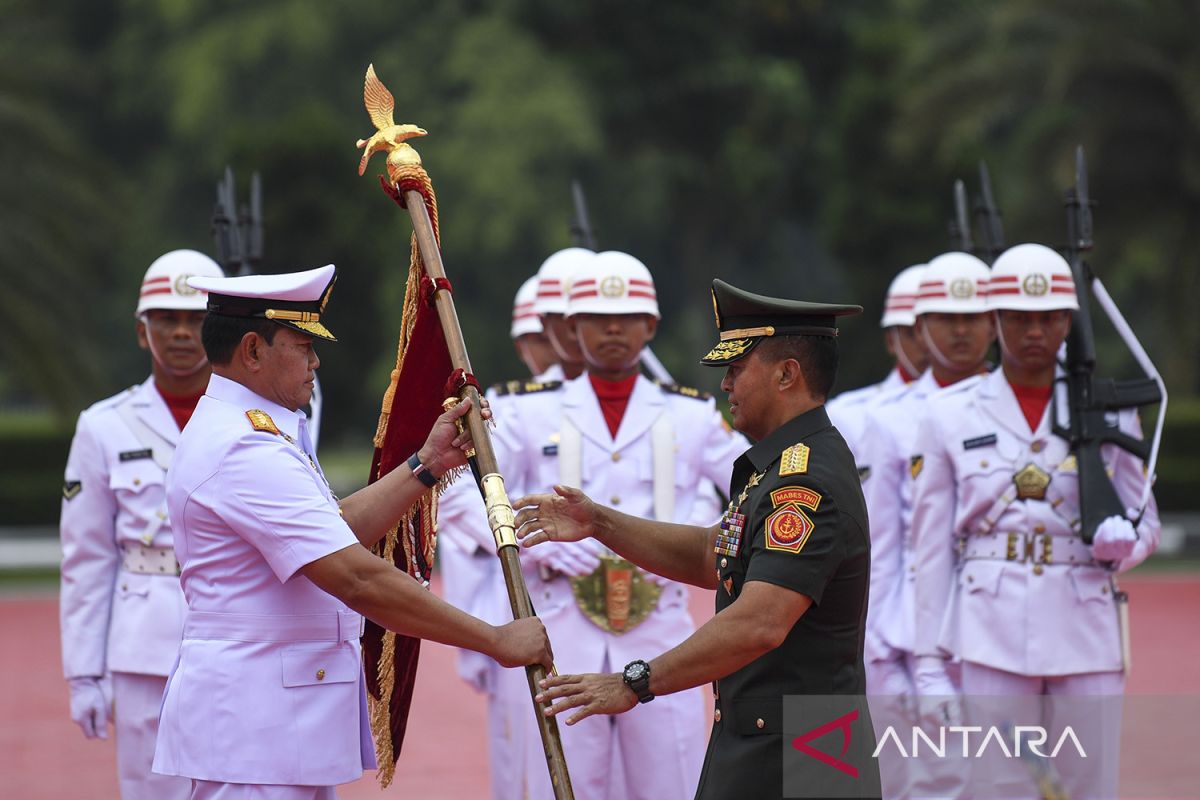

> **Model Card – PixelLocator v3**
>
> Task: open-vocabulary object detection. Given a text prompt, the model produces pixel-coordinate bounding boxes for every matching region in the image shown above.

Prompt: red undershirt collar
[156,383,205,430]
[589,373,639,439]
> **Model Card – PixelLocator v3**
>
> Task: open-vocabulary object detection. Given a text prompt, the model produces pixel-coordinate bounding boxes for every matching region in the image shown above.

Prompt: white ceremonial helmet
[880,263,926,328]
[987,243,1079,312]
[565,250,660,319]
[510,275,543,338]
[532,247,596,316]
[136,249,225,316]
[913,251,991,316]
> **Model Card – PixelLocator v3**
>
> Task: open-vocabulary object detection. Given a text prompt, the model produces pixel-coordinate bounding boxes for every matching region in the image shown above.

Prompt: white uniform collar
[204,373,304,440]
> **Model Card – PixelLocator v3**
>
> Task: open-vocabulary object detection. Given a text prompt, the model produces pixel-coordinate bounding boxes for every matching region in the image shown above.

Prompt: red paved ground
[2,571,1196,799]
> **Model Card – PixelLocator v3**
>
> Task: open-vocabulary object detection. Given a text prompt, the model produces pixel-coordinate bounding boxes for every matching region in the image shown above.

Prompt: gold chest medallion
[1013,462,1052,500]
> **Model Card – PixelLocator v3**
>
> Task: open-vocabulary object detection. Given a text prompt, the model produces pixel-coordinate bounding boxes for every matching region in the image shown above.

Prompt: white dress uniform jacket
[826,367,906,461]
[490,374,747,800]
[857,370,943,667]
[911,369,1160,677]
[61,376,188,682]
[153,374,375,786]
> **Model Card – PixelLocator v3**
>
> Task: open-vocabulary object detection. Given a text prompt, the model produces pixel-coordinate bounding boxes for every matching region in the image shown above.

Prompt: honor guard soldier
[827,263,929,459]
[151,265,552,799]
[477,252,747,800]
[910,244,1160,796]
[438,271,566,800]
[59,249,224,800]
[532,246,596,382]
[511,274,559,379]
[519,279,880,800]
[857,251,993,797]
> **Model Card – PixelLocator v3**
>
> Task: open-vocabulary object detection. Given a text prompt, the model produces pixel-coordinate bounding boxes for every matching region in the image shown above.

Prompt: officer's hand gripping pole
[356,66,574,797]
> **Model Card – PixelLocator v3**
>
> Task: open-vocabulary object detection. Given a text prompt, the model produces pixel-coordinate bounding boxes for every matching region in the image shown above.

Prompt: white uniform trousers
[960,662,1124,799]
[867,652,967,800]
[189,780,336,799]
[113,672,189,800]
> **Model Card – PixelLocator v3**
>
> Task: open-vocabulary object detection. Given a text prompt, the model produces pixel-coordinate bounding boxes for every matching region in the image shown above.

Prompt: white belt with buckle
[961,530,1095,568]
[121,542,181,576]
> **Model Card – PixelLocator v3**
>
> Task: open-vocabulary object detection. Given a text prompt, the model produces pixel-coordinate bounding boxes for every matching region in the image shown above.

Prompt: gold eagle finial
[356,64,427,177]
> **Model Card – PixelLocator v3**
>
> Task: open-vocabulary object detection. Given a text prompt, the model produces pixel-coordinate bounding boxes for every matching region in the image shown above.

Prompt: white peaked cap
[987,243,1079,312]
[189,264,339,342]
[136,249,225,315]
[533,247,596,315]
[913,251,991,316]
[510,275,543,338]
[566,250,660,319]
[880,263,926,328]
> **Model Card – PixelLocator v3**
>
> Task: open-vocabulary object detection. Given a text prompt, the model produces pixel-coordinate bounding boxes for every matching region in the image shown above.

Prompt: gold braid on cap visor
[719,325,775,341]
[703,339,756,361]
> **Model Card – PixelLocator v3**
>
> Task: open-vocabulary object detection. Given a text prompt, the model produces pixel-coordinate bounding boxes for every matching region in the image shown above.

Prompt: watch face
[626,662,647,681]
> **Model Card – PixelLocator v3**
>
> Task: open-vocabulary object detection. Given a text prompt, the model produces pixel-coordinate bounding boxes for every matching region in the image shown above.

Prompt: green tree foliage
[2,0,1193,443]
[0,2,122,415]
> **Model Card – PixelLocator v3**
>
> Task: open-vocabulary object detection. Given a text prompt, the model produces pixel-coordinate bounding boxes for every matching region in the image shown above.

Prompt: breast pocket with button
[109,461,167,534]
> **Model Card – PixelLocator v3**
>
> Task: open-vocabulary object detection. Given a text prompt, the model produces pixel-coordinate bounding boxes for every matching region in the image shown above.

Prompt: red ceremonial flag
[362,173,453,786]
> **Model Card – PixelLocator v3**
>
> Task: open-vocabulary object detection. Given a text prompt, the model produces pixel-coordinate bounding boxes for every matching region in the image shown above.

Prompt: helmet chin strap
[919,323,955,372]
[888,327,920,381]
[142,314,209,378]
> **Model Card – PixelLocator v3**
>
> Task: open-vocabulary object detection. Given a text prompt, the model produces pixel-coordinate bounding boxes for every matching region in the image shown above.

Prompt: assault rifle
[211,167,325,445]
[948,179,974,253]
[1051,146,1166,543]
[973,161,1005,265]
[211,167,263,277]
[569,179,598,251]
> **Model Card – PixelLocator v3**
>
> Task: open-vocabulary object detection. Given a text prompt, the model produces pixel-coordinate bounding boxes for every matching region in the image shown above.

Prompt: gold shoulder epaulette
[490,380,523,397]
[779,443,811,476]
[655,381,712,401]
[246,409,281,435]
[508,380,563,395]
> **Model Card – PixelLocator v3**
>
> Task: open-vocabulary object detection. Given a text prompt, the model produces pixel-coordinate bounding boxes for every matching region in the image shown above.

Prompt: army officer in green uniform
[515,279,879,799]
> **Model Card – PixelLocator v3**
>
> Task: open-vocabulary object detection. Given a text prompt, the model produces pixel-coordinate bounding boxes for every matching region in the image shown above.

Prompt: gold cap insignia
[702,338,754,362]
[600,275,626,298]
[779,443,811,476]
[175,274,200,296]
[246,409,281,435]
[950,278,975,299]
[1023,273,1050,297]
[1013,462,1051,500]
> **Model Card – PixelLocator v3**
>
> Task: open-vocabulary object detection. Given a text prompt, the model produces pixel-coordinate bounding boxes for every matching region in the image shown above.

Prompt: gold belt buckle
[570,555,663,634]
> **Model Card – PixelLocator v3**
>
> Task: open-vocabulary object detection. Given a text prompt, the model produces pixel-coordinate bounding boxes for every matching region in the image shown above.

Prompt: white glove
[68,676,111,740]
[456,650,493,694]
[913,656,962,727]
[1091,515,1137,562]
[523,538,603,578]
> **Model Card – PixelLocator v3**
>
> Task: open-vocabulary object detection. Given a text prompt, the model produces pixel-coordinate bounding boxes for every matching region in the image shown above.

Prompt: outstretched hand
[534,672,637,726]
[513,485,600,548]
[418,396,491,476]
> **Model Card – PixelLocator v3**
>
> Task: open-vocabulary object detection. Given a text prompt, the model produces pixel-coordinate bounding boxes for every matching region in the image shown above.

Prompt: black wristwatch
[622,659,654,704]
[406,452,440,489]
